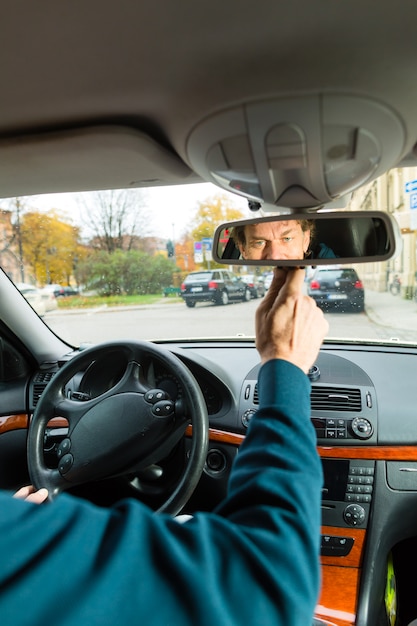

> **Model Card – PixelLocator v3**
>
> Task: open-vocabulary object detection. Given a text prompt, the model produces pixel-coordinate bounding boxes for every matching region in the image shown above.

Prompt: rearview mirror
[212,211,399,266]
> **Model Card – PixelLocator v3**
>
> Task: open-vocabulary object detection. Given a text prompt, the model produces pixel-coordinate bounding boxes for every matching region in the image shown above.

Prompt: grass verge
[57,293,181,309]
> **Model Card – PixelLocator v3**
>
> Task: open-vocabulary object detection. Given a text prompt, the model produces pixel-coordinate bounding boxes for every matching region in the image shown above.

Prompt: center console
[321,458,374,527]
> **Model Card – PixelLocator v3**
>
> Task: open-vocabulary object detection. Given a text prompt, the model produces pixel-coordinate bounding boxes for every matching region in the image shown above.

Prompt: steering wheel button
[57,438,71,459]
[58,453,74,475]
[152,400,174,417]
[145,389,168,404]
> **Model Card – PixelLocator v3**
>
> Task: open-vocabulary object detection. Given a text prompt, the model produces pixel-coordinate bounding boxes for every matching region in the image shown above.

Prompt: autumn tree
[77,189,151,253]
[20,211,83,285]
[190,194,244,240]
[174,237,196,274]
[186,194,245,269]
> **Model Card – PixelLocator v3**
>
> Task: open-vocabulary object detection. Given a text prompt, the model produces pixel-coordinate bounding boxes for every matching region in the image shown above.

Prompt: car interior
[1,2,417,625]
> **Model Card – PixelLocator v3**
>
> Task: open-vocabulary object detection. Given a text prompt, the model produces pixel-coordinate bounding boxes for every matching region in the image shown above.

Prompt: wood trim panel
[320,525,365,568]
[319,445,417,460]
[47,417,69,428]
[315,565,359,626]
[0,415,68,434]
[199,427,417,462]
[205,427,244,445]
[0,414,28,434]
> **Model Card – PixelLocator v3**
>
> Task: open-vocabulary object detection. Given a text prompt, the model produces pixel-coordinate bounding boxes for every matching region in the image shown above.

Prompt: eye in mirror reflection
[213,211,398,266]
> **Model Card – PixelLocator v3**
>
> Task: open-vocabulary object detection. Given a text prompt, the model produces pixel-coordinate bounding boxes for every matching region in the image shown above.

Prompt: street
[44,299,259,345]
[43,292,417,346]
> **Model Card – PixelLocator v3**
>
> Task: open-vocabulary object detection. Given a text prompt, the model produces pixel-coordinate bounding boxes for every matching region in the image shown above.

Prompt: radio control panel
[321,459,375,530]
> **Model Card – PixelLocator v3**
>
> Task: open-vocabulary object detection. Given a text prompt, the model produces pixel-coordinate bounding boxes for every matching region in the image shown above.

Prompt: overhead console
[187,94,405,210]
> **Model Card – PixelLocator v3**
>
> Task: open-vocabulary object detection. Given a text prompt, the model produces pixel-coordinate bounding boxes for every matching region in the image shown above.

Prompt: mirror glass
[212,211,398,266]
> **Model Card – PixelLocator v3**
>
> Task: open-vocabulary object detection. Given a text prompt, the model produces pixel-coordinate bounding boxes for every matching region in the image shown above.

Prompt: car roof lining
[0,125,200,198]
[1,1,417,200]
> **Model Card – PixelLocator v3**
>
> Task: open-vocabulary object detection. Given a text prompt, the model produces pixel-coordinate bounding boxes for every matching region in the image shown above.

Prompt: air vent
[32,371,57,407]
[311,386,362,412]
[252,383,362,412]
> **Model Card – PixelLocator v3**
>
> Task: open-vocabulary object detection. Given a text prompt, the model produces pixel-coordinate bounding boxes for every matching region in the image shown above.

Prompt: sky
[30,182,249,241]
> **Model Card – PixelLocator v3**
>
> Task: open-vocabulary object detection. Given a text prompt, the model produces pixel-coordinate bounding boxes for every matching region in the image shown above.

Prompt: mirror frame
[212,210,400,266]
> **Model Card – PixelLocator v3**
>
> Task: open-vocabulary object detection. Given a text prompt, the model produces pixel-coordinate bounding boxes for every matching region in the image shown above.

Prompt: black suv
[180,270,251,308]
[307,267,365,312]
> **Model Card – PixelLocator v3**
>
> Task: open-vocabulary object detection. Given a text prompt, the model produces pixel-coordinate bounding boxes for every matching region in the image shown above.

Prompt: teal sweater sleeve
[0,359,322,626]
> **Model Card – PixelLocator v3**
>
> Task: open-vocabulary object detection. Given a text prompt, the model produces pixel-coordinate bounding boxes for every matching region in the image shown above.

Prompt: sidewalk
[365,289,417,331]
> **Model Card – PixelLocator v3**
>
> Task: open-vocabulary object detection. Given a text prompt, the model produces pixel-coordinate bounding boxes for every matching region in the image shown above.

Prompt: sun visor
[0,125,199,198]
[186,95,405,211]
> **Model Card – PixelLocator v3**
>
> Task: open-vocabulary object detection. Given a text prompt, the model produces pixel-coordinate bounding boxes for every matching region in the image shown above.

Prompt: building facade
[0,210,25,283]
[348,167,417,298]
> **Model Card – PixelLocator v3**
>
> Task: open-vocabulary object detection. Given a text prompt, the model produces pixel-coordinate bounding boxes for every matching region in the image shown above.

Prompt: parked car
[263,272,274,291]
[16,283,58,316]
[42,284,79,297]
[307,267,365,313]
[61,286,79,297]
[240,273,266,298]
[41,284,65,297]
[180,270,251,307]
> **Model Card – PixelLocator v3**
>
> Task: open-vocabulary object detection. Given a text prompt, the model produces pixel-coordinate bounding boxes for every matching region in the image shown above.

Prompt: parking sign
[194,241,203,263]
[410,194,417,229]
[405,180,417,193]
[410,193,417,209]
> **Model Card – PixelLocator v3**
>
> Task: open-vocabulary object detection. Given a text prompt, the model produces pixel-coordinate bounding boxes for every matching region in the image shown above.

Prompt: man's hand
[256,268,329,373]
[13,485,49,504]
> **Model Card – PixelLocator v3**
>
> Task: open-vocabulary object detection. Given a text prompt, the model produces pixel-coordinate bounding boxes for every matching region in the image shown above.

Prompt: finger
[260,268,288,304]
[13,485,34,499]
[278,267,305,297]
[263,268,305,311]
[271,267,289,292]
[24,488,49,504]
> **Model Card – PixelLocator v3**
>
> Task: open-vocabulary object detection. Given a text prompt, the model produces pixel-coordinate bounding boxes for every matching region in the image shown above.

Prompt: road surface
[42,297,413,346]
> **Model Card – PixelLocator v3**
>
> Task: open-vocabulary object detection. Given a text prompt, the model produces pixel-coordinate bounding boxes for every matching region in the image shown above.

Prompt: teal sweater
[0,359,322,625]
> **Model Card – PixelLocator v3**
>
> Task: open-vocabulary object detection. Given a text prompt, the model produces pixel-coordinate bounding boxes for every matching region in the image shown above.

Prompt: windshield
[1,169,417,347]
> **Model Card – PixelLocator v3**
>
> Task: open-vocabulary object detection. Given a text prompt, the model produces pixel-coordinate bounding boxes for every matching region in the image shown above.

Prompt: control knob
[351,417,373,440]
[343,503,366,527]
[242,409,257,428]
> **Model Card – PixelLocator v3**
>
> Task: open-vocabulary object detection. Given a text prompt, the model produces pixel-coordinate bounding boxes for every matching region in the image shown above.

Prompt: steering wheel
[28,341,209,515]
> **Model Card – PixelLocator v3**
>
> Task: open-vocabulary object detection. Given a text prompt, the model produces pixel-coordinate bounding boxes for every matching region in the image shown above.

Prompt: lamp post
[14,198,25,282]
[172,223,176,261]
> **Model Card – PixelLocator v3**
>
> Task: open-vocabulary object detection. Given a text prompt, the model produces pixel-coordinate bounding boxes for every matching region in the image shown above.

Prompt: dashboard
[7,338,417,625]
[29,338,417,460]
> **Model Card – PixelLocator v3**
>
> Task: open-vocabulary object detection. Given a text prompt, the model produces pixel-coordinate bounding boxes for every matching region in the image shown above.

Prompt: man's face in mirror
[236,221,311,260]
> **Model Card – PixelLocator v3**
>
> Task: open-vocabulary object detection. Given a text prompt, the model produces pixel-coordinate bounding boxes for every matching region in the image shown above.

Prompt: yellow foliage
[20,211,83,285]
[190,194,245,242]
